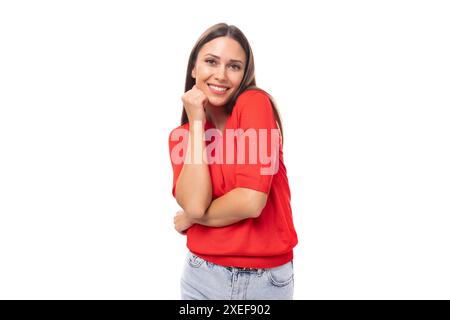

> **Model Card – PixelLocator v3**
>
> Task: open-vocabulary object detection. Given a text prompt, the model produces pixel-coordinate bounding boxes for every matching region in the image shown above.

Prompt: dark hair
[181,23,284,145]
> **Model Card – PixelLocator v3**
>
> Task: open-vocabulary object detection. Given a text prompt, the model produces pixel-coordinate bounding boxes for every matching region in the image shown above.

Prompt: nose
[214,65,227,81]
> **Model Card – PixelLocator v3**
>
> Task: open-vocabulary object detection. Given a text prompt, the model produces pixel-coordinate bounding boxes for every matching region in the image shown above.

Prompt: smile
[208,84,229,95]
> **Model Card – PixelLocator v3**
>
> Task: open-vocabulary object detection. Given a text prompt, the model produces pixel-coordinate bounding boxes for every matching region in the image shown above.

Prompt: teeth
[209,85,228,92]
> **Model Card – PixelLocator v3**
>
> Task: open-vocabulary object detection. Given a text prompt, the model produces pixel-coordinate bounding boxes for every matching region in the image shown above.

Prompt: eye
[205,59,216,65]
[230,64,241,71]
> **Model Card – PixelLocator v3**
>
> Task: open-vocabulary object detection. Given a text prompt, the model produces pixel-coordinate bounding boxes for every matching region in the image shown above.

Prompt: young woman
[168,23,298,300]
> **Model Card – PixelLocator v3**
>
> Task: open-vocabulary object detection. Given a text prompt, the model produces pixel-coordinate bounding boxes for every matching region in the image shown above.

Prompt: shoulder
[168,123,189,145]
[169,122,189,134]
[236,88,271,105]
[234,89,273,115]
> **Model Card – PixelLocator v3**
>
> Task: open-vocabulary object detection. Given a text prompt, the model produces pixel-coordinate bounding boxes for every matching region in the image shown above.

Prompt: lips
[207,83,230,89]
[207,83,230,95]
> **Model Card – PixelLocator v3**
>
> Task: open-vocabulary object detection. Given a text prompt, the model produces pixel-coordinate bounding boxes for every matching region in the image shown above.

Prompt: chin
[209,95,232,105]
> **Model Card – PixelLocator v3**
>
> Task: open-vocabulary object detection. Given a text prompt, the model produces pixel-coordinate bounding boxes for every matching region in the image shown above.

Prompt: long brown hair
[181,23,284,145]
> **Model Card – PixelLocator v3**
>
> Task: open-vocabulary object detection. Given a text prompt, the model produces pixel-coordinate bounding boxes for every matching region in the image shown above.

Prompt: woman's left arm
[194,187,267,227]
[174,187,267,232]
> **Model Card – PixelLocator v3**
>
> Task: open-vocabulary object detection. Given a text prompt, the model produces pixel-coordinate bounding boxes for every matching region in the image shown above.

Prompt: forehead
[198,37,246,61]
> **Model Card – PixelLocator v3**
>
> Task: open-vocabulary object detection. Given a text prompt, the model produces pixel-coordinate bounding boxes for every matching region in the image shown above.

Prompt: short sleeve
[168,126,189,198]
[233,91,281,194]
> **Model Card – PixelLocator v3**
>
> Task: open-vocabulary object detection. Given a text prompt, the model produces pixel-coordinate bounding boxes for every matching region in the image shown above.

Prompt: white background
[0,0,449,299]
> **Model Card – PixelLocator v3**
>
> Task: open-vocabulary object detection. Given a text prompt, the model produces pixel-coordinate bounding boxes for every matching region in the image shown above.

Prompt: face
[191,36,246,106]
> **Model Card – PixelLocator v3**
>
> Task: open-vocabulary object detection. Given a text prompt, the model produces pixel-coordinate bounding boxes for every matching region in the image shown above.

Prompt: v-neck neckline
[205,116,231,136]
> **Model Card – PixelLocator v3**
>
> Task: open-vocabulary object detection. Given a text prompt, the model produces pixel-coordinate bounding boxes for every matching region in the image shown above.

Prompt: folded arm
[174,123,212,218]
[191,187,268,227]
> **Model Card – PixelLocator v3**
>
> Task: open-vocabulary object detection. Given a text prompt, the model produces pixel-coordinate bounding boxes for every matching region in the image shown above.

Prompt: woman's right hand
[182,85,208,124]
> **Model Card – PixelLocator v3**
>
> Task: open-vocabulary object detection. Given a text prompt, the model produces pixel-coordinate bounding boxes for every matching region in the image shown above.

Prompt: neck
[205,103,229,131]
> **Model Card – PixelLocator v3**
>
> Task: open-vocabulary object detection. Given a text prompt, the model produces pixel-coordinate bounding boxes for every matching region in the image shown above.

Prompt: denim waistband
[224,266,264,275]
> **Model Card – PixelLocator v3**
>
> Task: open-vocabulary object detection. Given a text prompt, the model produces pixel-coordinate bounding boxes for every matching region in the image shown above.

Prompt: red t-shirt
[168,89,298,268]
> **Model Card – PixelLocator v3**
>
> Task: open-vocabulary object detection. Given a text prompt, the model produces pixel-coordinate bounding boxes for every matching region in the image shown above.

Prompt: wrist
[189,118,205,128]
[190,216,202,224]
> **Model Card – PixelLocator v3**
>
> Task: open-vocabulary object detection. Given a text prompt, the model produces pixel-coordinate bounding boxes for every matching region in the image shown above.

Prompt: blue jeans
[180,251,294,300]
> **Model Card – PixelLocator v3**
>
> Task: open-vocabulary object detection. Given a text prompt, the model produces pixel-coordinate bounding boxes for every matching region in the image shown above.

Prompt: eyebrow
[204,53,244,64]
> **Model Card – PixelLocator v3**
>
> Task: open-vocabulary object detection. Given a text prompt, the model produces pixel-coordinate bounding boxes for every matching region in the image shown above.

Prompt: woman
[168,23,298,300]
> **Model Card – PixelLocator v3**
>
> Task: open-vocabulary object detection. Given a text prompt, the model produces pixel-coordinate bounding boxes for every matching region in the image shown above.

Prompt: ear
[191,67,196,79]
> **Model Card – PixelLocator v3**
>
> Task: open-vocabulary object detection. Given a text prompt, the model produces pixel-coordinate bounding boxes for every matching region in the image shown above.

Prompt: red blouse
[168,89,298,268]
